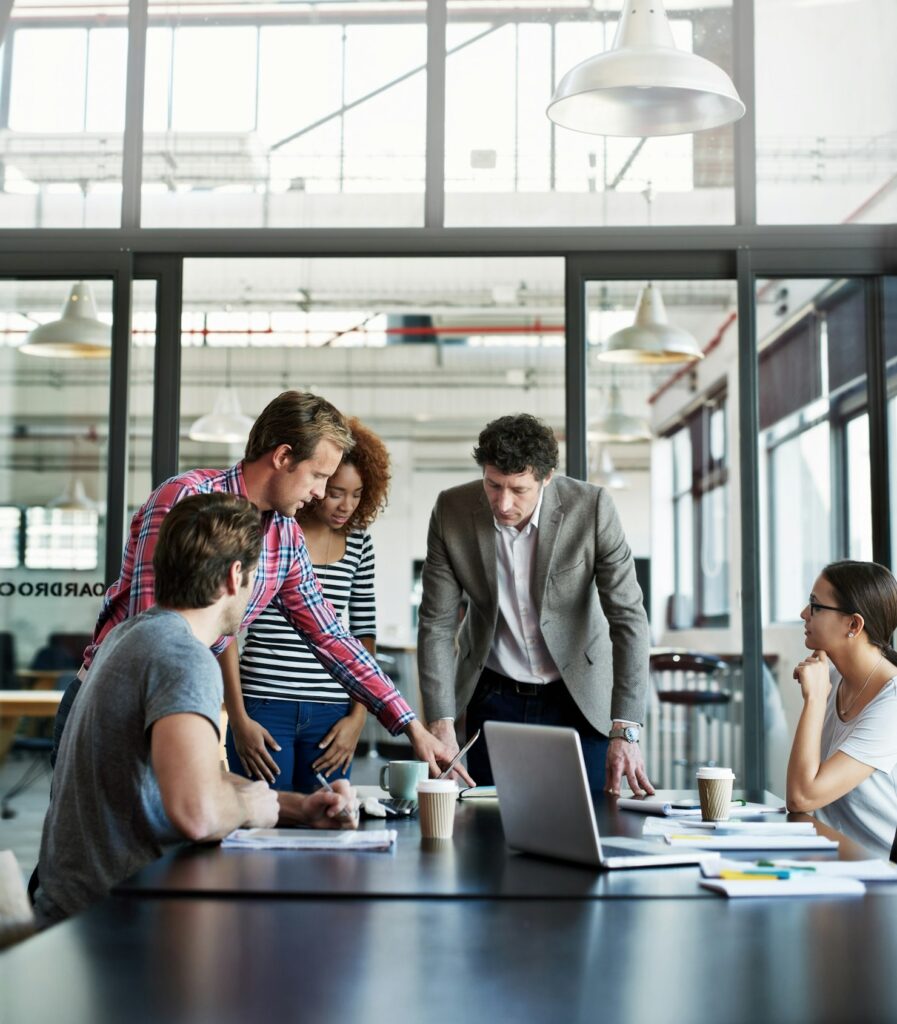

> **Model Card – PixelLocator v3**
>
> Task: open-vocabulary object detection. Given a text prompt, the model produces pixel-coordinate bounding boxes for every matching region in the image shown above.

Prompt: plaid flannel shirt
[82,463,414,735]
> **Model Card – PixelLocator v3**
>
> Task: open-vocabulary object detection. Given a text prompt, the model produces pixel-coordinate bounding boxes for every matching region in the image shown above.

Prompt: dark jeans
[226,696,353,794]
[466,668,608,791]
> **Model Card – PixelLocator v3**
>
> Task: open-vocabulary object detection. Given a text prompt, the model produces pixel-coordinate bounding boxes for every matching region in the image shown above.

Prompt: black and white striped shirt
[240,530,376,704]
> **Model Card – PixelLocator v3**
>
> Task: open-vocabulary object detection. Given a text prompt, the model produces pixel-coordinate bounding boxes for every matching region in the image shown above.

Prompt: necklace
[837,653,886,718]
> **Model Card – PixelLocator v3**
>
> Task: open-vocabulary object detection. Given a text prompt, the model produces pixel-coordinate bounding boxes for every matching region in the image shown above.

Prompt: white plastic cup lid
[695,767,735,780]
[417,779,459,794]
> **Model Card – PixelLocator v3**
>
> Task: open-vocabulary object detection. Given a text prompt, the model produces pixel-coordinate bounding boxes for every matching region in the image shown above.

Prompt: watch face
[624,726,640,743]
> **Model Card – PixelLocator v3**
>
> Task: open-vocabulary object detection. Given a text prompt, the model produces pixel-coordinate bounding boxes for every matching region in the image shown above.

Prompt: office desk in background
[117,791,873,903]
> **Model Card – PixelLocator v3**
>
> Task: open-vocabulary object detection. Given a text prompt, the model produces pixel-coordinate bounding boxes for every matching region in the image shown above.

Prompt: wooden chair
[0,850,35,948]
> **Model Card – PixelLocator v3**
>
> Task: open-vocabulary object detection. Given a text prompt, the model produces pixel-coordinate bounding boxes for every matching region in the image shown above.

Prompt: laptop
[485,721,718,870]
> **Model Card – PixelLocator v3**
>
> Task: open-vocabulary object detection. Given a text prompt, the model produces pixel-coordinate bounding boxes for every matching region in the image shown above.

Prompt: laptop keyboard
[379,798,417,817]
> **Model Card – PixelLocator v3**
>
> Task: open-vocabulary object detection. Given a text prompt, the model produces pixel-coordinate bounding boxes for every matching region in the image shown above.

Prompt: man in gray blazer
[417,414,654,795]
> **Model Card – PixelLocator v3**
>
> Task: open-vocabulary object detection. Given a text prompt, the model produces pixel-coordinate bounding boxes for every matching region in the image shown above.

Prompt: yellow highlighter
[719,870,786,881]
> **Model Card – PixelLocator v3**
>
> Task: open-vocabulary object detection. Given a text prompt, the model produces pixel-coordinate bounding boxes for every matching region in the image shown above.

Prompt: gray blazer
[417,475,649,734]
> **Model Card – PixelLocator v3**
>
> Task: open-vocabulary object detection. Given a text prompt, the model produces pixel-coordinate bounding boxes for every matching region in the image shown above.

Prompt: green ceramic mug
[379,760,430,801]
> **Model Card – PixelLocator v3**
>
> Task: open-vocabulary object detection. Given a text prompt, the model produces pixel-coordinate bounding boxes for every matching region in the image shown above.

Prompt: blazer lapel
[472,493,498,611]
[533,482,564,610]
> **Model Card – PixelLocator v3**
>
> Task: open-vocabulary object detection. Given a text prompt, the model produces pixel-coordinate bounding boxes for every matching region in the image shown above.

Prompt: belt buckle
[515,681,541,697]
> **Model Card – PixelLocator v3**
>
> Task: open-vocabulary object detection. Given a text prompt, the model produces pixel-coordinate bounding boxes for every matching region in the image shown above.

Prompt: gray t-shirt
[34,607,222,925]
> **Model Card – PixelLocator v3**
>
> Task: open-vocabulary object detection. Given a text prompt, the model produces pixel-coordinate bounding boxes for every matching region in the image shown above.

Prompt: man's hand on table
[605,733,655,798]
[276,779,359,830]
[407,720,475,787]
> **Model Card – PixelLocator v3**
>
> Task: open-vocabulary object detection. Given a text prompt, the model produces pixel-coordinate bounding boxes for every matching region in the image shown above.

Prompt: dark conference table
[115,790,874,902]
[4,791,897,1024]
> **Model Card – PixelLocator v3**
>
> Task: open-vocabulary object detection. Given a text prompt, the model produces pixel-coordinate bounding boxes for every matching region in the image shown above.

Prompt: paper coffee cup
[696,767,735,822]
[417,779,458,839]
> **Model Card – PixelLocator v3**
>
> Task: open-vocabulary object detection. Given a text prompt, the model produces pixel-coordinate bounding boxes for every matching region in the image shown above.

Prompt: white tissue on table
[362,796,387,818]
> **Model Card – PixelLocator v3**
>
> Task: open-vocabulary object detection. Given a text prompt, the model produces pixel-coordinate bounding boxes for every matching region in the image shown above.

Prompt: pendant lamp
[47,478,98,512]
[188,387,255,445]
[19,282,111,359]
[547,1,745,137]
[588,383,651,443]
[592,447,627,489]
[598,282,703,364]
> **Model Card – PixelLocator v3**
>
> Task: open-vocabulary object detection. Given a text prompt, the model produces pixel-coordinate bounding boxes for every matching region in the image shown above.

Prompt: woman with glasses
[223,418,391,793]
[787,560,897,856]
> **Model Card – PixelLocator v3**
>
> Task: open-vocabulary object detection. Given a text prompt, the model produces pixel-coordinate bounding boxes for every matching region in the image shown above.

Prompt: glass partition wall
[0,0,895,793]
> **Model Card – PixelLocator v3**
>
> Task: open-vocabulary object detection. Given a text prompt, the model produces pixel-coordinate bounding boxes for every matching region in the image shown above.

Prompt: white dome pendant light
[598,282,704,364]
[19,282,111,359]
[547,1,745,137]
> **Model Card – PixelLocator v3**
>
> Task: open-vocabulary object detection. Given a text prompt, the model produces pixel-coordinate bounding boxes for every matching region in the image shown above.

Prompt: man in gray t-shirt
[34,494,356,927]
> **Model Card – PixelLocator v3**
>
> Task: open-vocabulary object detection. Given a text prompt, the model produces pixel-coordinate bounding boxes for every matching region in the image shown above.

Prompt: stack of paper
[618,796,785,817]
[642,817,838,850]
[702,857,897,882]
[222,828,397,851]
[700,877,865,898]
[459,785,498,800]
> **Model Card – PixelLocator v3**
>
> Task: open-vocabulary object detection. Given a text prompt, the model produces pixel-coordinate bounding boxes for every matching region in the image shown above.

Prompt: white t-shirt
[814,670,897,857]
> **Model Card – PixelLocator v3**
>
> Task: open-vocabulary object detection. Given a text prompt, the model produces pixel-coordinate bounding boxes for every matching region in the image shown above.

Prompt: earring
[848,632,855,638]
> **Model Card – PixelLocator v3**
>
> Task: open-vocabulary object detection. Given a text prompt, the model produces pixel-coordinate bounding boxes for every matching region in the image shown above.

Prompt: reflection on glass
[770,422,831,621]
[755,0,897,225]
[0,279,113,675]
[142,1,426,228]
[0,3,128,227]
[25,507,98,570]
[446,1,735,226]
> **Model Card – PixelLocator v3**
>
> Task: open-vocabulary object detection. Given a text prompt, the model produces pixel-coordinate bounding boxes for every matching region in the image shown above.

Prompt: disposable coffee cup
[696,767,736,821]
[417,779,459,839]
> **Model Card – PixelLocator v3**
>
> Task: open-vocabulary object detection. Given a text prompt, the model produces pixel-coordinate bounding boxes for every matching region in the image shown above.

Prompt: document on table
[618,796,785,817]
[700,877,865,898]
[666,833,838,851]
[459,785,498,800]
[643,818,816,837]
[701,857,897,882]
[222,829,397,851]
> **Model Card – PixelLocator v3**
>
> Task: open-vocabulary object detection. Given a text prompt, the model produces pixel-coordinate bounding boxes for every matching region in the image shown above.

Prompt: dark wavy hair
[472,414,559,481]
[154,494,262,609]
[822,560,897,667]
[299,418,391,533]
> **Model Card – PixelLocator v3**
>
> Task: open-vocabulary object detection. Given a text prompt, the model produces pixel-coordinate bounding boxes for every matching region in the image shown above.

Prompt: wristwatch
[608,725,641,743]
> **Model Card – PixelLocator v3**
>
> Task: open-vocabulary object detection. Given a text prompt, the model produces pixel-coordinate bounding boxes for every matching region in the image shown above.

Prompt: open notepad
[222,829,397,851]
[700,876,865,897]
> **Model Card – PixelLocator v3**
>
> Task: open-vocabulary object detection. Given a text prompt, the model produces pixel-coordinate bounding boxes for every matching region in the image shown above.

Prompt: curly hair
[340,418,391,531]
[472,414,559,481]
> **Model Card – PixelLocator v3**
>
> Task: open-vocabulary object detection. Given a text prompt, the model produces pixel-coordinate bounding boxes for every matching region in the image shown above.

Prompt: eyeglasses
[807,601,852,616]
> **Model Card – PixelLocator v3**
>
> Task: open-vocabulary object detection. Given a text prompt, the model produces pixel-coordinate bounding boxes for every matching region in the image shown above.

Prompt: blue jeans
[465,669,608,791]
[226,697,353,794]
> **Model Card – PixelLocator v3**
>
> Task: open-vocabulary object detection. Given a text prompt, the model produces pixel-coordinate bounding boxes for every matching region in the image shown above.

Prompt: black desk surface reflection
[4,893,897,1024]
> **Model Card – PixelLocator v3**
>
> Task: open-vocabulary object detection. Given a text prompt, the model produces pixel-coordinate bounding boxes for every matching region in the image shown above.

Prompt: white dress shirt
[481,486,638,728]
[485,488,561,685]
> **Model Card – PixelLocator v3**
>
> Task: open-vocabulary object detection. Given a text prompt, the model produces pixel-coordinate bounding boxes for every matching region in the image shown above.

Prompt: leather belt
[480,668,561,698]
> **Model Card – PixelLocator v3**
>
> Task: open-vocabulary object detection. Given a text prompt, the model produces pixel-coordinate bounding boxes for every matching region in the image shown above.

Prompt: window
[759,278,872,621]
[0,508,21,568]
[668,392,730,629]
[24,507,99,571]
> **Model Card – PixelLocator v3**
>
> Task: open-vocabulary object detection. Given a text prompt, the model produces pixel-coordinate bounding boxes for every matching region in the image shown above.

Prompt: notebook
[484,720,718,870]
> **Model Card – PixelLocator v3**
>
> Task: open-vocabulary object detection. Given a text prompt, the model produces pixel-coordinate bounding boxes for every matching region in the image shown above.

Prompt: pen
[315,771,358,821]
[720,868,793,880]
[438,728,482,780]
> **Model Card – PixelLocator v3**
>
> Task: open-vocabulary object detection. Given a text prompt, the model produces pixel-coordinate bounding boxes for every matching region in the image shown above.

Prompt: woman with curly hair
[224,418,391,792]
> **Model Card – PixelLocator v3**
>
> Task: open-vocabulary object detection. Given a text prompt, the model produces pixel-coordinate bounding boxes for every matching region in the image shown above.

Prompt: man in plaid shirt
[57,391,463,779]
